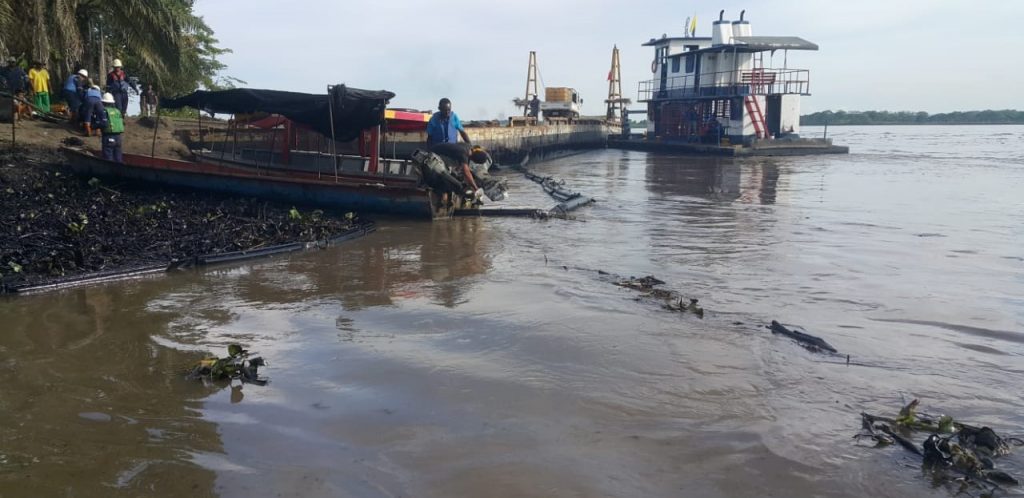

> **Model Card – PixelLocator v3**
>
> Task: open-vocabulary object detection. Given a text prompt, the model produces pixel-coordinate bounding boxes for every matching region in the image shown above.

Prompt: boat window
[672,57,681,73]
[685,55,695,73]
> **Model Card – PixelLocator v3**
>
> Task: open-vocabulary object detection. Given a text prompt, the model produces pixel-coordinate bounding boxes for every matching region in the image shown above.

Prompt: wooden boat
[61,85,471,219]
[62,148,456,219]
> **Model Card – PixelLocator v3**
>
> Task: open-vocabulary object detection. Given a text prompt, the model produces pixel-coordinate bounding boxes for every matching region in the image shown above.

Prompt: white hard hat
[101,92,116,104]
[77,69,88,77]
[112,59,123,68]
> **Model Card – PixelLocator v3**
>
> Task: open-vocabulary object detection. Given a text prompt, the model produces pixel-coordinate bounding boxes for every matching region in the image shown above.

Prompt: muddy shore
[0,143,364,293]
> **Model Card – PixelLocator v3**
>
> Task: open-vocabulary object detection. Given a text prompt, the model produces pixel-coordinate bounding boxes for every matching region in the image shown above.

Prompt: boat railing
[203,124,418,179]
[637,68,810,102]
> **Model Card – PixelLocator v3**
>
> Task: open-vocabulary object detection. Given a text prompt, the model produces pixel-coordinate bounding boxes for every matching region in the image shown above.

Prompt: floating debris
[768,320,838,354]
[612,275,703,318]
[188,344,268,385]
[857,399,1024,495]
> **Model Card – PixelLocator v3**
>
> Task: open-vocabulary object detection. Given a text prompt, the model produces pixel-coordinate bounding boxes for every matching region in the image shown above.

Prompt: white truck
[541,87,581,122]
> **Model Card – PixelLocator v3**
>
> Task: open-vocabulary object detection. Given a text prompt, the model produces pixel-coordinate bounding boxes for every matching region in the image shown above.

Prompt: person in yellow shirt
[27,61,51,113]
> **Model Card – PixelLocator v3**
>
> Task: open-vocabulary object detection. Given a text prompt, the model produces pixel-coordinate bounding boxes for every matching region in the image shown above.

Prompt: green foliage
[0,0,236,98]
[802,109,1024,125]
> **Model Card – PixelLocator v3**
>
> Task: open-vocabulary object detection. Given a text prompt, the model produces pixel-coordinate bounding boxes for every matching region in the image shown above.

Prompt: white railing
[638,68,810,101]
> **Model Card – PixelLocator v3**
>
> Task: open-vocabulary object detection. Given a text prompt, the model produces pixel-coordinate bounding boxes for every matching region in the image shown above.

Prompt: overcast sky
[196,0,1023,120]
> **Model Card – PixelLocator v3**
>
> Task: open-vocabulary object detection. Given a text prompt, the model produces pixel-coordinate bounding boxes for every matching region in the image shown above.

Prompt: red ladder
[744,95,768,139]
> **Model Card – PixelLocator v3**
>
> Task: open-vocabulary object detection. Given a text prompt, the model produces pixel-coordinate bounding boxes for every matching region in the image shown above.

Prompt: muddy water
[2,125,1023,497]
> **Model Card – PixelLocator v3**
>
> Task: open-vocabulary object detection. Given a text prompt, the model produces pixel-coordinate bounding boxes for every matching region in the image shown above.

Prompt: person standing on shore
[27,61,51,113]
[3,58,27,95]
[98,92,125,163]
[140,84,158,117]
[106,59,134,116]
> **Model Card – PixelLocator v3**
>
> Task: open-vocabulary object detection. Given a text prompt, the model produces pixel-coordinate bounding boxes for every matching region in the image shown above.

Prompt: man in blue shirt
[426,97,471,145]
[425,97,479,196]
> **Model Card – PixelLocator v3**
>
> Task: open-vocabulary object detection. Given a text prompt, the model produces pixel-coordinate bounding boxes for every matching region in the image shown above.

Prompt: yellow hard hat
[112,59,123,68]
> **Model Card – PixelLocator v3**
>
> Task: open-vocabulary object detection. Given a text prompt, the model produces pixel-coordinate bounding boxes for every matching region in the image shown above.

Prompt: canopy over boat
[160,85,395,141]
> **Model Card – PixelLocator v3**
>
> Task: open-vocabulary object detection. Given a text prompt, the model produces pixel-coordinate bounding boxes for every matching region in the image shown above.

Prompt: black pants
[102,133,123,163]
[430,142,469,164]
[113,90,128,115]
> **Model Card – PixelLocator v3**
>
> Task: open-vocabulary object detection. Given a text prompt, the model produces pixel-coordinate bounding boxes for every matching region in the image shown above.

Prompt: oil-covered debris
[768,320,838,354]
[856,399,1024,495]
[188,344,268,385]
[612,275,704,317]
[0,149,362,292]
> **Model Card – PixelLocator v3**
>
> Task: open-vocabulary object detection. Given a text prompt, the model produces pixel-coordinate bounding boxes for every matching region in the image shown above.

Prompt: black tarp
[159,85,395,141]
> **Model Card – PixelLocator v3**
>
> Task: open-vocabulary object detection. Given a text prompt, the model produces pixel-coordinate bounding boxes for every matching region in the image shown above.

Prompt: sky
[195,0,1024,120]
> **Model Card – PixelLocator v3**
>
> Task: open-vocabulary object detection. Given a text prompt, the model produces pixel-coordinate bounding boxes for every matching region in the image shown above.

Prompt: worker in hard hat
[96,92,125,163]
[81,84,105,137]
[63,68,88,122]
[105,59,135,116]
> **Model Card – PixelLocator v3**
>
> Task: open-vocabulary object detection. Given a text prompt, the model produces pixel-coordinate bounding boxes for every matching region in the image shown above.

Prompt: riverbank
[0,144,365,293]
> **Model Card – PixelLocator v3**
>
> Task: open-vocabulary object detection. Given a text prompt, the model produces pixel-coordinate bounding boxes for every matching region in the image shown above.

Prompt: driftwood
[768,320,838,353]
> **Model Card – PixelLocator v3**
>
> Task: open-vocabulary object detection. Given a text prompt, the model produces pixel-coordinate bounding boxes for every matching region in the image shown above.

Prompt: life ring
[651,59,659,73]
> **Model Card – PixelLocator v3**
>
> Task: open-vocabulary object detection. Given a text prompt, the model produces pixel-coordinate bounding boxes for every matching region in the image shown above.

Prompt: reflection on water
[2,125,1023,497]
[644,155,781,204]
[0,286,222,496]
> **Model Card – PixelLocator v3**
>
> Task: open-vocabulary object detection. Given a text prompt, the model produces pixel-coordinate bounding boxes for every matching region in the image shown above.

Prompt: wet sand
[1,125,1022,497]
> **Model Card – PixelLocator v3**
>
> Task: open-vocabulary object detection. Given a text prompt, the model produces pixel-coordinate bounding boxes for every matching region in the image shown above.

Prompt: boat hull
[62,149,451,219]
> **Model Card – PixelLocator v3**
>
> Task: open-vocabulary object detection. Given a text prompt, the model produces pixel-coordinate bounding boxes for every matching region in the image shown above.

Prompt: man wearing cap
[106,59,134,116]
[63,68,88,122]
[96,92,125,163]
[27,61,51,113]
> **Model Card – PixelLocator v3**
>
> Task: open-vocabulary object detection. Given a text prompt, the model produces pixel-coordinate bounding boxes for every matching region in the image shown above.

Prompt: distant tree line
[801,110,1024,126]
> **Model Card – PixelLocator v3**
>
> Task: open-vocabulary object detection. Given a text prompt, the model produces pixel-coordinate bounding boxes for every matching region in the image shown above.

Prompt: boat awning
[160,85,396,142]
[666,36,819,58]
[731,36,819,51]
[642,36,711,46]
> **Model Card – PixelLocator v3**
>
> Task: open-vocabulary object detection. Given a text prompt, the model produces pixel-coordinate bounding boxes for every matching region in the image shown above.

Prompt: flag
[690,15,697,36]
[607,70,613,81]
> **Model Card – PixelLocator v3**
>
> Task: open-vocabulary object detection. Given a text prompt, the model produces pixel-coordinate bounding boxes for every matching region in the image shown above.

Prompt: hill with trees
[801,110,1024,126]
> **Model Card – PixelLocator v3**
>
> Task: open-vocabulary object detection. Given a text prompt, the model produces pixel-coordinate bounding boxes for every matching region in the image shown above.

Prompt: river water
[2,125,1022,497]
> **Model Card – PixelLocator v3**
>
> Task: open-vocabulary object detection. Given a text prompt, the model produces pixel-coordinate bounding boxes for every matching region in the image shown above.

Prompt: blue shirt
[426,111,464,144]
[64,74,81,92]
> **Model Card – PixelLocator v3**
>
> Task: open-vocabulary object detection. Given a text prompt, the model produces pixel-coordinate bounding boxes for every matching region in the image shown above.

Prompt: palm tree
[0,0,226,95]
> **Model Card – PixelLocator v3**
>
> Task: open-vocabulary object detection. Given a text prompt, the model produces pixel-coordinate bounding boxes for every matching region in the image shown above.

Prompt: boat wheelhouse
[639,10,817,145]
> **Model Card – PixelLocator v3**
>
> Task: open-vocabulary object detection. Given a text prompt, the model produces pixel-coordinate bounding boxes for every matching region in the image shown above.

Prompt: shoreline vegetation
[1,1,237,99]
[801,109,1024,126]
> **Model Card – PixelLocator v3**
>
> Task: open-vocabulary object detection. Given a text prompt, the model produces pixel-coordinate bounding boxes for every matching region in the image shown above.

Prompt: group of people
[2,57,164,162]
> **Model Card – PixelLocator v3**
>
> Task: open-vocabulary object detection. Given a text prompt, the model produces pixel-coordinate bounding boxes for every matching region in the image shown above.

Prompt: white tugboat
[613,10,848,156]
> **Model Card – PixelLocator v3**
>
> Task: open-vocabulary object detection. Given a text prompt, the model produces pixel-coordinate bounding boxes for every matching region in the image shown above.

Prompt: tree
[0,0,233,96]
